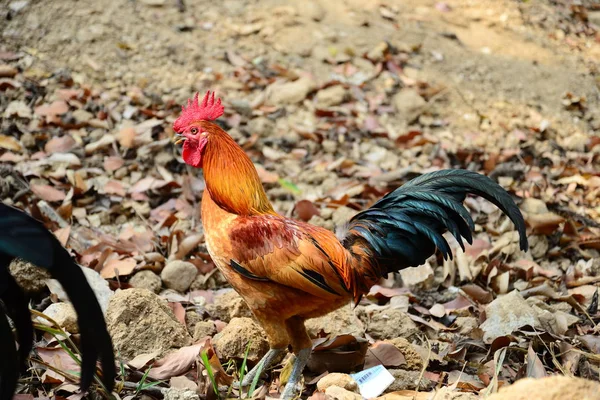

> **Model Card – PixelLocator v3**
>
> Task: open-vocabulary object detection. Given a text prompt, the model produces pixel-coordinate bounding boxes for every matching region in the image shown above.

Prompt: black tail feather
[345,169,528,276]
[0,267,33,372]
[0,308,18,400]
[0,203,116,399]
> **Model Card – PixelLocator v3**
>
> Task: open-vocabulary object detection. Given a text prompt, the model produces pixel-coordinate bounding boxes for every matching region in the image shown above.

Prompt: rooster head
[173,91,224,168]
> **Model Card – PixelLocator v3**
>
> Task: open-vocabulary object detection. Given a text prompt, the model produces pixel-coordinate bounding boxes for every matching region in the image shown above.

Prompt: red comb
[173,91,224,132]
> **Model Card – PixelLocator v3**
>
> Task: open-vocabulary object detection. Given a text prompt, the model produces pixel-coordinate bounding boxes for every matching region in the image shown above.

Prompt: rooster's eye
[191,128,199,135]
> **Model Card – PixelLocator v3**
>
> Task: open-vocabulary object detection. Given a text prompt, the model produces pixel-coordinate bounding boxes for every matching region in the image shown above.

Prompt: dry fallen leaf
[30,184,67,202]
[148,342,204,380]
[295,199,320,222]
[128,352,159,370]
[0,134,22,152]
[45,135,77,154]
[35,100,69,116]
[100,257,137,278]
[364,341,406,369]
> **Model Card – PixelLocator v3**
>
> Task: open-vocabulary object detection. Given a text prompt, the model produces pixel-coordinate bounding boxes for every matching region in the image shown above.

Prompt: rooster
[173,92,528,399]
[0,203,115,400]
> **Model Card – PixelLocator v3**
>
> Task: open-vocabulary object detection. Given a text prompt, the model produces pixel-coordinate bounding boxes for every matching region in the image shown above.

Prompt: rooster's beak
[173,133,186,145]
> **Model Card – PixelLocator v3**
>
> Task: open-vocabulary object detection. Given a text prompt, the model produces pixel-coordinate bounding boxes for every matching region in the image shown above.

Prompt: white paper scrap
[351,365,395,399]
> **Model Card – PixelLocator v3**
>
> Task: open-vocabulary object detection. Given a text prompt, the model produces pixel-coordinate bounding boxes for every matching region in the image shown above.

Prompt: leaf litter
[2,0,600,398]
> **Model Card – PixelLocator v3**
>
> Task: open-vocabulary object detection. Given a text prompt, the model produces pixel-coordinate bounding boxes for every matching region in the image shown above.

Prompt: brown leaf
[128,352,159,370]
[526,343,546,378]
[364,341,406,369]
[367,285,411,301]
[171,233,203,260]
[35,100,69,116]
[461,284,493,304]
[45,135,76,154]
[37,347,80,384]
[294,200,320,222]
[148,342,204,380]
[104,156,125,171]
[31,184,67,202]
[169,302,186,325]
[170,375,198,391]
[118,127,137,148]
[130,177,168,193]
[256,165,280,183]
[309,335,368,374]
[104,180,127,197]
[579,335,600,353]
[0,134,23,152]
[202,339,234,386]
[525,212,565,235]
[53,226,71,247]
[100,257,137,278]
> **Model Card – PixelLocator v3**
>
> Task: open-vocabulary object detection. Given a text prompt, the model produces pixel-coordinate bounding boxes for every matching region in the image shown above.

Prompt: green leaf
[278,178,301,195]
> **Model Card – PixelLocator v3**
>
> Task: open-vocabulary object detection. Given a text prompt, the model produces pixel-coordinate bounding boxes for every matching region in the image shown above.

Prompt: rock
[392,89,427,123]
[72,109,93,123]
[190,270,228,290]
[357,306,419,340]
[230,99,253,117]
[306,304,365,338]
[42,303,78,333]
[193,320,217,341]
[247,117,276,138]
[206,289,252,322]
[267,77,316,105]
[129,270,162,293]
[316,85,348,108]
[161,387,199,400]
[9,258,51,293]
[480,290,541,343]
[487,375,600,400]
[213,317,268,363]
[317,373,359,392]
[273,26,316,57]
[385,338,422,371]
[325,386,363,400]
[386,369,434,392]
[47,266,114,313]
[161,261,197,292]
[106,288,191,359]
[298,0,326,21]
[454,316,478,336]
[185,310,202,334]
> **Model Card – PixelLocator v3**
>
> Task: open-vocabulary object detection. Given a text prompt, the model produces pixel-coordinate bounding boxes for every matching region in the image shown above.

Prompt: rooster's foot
[236,348,285,389]
[280,347,311,400]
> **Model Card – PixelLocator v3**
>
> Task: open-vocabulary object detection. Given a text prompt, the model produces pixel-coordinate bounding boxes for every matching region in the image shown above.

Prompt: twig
[415,335,431,393]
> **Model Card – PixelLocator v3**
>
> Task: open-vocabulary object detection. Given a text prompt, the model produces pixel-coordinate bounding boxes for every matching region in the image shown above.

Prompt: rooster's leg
[280,316,312,399]
[280,347,311,400]
[240,348,284,386]
[238,312,289,388]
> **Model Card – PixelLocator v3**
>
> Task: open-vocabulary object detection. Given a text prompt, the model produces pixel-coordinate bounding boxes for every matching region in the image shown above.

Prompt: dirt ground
[2,0,600,398]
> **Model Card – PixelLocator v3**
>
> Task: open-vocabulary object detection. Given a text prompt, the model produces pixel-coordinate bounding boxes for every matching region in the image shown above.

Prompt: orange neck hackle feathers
[174,92,274,216]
